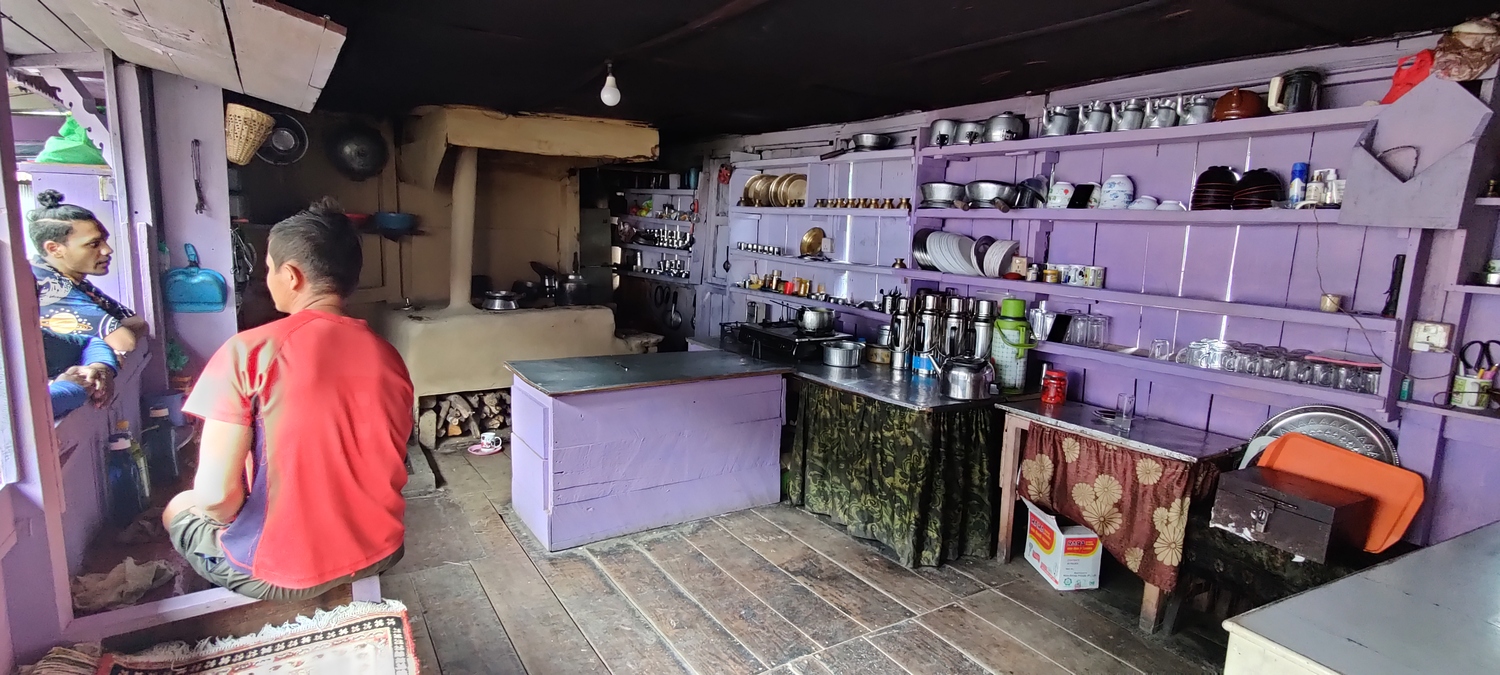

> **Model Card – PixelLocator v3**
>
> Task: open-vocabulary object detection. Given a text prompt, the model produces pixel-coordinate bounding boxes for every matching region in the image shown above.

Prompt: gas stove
[730,321,852,361]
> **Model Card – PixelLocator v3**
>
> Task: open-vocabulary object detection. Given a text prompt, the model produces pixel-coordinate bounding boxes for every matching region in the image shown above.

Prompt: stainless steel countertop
[507,351,792,396]
[997,399,1245,463]
[1224,520,1500,674]
[792,362,1005,412]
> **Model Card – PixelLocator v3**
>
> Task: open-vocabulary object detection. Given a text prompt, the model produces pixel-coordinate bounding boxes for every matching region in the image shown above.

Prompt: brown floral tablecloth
[1018,424,1218,590]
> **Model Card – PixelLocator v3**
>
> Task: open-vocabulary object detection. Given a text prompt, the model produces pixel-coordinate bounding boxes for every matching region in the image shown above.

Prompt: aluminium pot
[481,291,520,311]
[822,340,865,368]
[797,307,835,334]
[929,119,959,147]
[920,182,966,203]
[851,133,894,151]
[983,112,1027,142]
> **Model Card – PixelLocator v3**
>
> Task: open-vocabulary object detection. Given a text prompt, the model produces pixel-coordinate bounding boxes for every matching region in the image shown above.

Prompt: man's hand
[54,367,90,389]
[81,364,115,406]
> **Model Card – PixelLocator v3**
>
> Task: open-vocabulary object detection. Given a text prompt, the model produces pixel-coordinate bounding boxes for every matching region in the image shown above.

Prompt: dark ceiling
[283,0,1493,140]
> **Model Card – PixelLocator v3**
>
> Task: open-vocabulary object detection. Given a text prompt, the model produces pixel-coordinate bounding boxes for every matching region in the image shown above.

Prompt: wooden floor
[384,450,1227,675]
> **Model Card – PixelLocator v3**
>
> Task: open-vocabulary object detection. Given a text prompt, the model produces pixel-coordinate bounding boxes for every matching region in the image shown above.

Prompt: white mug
[480,431,500,448]
[1047,181,1075,208]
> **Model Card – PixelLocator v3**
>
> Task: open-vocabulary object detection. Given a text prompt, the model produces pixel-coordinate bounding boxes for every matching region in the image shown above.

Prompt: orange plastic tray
[1256,432,1424,553]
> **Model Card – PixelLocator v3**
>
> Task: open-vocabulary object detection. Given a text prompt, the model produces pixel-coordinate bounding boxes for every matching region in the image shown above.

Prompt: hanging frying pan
[257,113,308,166]
[163,243,229,313]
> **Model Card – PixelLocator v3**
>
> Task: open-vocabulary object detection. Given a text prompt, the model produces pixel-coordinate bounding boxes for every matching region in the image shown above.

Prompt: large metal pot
[983,112,1027,142]
[797,307,834,334]
[965,181,1019,209]
[821,340,864,368]
[929,119,959,147]
[920,182,966,204]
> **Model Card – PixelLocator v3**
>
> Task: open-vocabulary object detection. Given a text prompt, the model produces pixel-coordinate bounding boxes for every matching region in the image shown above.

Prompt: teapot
[1079,101,1112,134]
[1180,95,1215,125]
[939,354,995,401]
[1110,99,1146,131]
[1042,106,1078,137]
[1145,98,1179,128]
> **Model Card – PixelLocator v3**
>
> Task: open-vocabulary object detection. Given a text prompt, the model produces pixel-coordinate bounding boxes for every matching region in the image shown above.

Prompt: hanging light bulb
[600,61,621,107]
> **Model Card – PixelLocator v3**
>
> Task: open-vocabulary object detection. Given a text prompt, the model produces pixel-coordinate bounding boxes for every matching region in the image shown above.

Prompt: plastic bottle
[1288,162,1310,203]
[115,420,151,502]
[141,405,178,488]
[105,434,146,527]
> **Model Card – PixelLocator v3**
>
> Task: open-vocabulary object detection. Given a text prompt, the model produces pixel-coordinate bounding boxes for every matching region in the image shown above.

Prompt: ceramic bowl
[1128,196,1160,210]
[1156,200,1187,211]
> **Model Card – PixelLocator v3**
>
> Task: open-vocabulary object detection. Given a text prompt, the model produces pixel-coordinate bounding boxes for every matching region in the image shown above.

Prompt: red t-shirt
[183,310,414,589]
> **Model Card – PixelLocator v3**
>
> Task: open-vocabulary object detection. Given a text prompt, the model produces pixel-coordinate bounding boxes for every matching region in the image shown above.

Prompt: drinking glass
[1363,369,1382,395]
[1114,393,1136,432]
[1150,339,1173,361]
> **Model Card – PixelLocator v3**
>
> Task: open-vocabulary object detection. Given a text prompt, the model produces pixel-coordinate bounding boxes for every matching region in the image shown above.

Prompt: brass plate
[783,174,807,205]
[769,173,792,207]
[744,174,773,205]
[800,226,827,256]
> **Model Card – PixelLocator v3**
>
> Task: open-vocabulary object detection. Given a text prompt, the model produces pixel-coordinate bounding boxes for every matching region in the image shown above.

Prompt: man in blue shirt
[28,189,143,354]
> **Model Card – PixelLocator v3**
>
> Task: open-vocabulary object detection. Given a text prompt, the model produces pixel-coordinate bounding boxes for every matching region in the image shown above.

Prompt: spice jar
[1040,369,1068,404]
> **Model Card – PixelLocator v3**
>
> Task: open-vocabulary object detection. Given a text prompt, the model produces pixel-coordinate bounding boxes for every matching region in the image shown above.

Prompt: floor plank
[383,573,442,675]
[997,575,1210,675]
[912,562,987,598]
[789,657,836,675]
[917,604,1068,675]
[755,506,955,613]
[680,519,867,648]
[590,541,764,675]
[807,638,910,675]
[947,554,1029,589]
[962,589,1141,674]
[716,510,913,631]
[432,452,610,675]
[463,450,513,502]
[411,563,526,675]
[639,532,820,667]
[386,494,487,576]
[866,619,990,675]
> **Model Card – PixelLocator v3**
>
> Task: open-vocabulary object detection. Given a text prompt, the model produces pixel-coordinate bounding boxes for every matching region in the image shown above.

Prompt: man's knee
[161,490,196,529]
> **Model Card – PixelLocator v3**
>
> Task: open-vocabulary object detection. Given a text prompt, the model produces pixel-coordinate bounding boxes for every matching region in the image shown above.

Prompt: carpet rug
[96,600,416,674]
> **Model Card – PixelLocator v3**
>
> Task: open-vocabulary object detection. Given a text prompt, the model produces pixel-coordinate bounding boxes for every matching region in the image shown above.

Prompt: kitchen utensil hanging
[191,140,206,214]
[257,113,309,166]
[163,243,229,313]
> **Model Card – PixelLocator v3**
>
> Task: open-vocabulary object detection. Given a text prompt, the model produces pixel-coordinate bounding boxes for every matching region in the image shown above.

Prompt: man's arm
[103,325,138,354]
[189,419,253,523]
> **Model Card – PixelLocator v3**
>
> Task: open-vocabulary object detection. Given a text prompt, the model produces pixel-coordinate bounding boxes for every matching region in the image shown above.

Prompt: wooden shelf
[728,250,896,274]
[913,207,1336,225]
[729,206,911,218]
[1398,401,1500,427]
[621,243,694,257]
[1474,197,1500,206]
[1447,284,1500,296]
[920,106,1383,160]
[726,286,890,322]
[735,147,915,169]
[894,271,1398,331]
[623,215,696,228]
[624,188,696,197]
[1032,341,1385,410]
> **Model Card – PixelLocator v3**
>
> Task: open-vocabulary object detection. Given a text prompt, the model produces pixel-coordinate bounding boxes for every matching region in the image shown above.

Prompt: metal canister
[877,324,893,347]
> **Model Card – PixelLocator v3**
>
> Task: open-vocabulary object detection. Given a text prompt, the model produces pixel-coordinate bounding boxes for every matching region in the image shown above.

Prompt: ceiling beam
[903,0,1174,66]
[10,51,105,70]
[616,0,777,58]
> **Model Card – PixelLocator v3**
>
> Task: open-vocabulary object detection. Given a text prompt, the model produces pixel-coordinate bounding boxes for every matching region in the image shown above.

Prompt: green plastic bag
[35,116,107,166]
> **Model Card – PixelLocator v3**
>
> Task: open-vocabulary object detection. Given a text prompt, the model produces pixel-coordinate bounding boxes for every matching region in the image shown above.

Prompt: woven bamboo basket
[225,104,275,165]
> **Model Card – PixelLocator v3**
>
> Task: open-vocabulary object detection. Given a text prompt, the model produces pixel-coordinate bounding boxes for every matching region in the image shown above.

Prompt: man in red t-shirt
[164,199,414,599]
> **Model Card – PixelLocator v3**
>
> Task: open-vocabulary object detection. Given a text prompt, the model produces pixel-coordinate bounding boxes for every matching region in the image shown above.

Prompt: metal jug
[1145,98,1179,128]
[890,313,915,371]
[1079,101,1112,134]
[912,294,943,376]
[1111,99,1146,131]
[1042,106,1079,137]
[1181,95,1214,125]
[939,356,995,401]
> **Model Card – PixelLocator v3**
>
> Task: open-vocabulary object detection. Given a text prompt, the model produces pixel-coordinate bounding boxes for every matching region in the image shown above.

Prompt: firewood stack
[415,388,511,453]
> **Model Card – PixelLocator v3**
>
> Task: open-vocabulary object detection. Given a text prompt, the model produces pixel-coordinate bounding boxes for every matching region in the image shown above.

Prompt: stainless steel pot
[940,356,995,400]
[920,182,966,203]
[965,181,1019,209]
[798,307,835,334]
[929,119,959,147]
[557,274,589,306]
[954,122,984,145]
[983,112,1027,142]
[822,340,865,368]
[481,291,520,311]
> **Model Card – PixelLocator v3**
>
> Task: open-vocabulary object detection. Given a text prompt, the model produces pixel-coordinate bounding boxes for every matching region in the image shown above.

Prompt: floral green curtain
[786,382,996,567]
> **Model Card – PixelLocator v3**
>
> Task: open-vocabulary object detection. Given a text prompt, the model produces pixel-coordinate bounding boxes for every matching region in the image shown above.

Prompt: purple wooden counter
[505,351,793,551]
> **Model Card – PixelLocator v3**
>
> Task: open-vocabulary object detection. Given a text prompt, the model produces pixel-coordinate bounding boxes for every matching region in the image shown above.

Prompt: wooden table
[996,399,1243,633]
[1223,520,1500,674]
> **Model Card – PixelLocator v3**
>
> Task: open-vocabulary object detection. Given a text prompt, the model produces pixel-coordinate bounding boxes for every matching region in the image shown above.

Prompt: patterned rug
[24,600,416,675]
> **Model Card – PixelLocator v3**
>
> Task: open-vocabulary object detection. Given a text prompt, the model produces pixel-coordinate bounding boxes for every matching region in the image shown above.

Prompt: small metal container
[821,340,865,368]
[865,345,893,365]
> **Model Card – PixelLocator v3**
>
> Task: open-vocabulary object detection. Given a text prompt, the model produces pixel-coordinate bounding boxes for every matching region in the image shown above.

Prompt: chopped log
[464,393,481,407]
[444,394,473,421]
[446,423,463,437]
[482,392,499,407]
[417,410,438,450]
[418,396,437,411]
[465,416,481,439]
[482,416,503,430]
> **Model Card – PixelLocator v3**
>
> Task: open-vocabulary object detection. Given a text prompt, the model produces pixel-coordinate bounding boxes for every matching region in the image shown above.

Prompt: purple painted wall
[151,72,237,373]
[11,115,63,144]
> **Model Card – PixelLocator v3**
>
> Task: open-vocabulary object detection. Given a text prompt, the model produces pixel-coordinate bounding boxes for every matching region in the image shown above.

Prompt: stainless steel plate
[1252,405,1399,465]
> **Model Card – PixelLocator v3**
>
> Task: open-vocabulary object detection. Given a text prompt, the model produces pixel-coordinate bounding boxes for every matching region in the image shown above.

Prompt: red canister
[1040,369,1068,404]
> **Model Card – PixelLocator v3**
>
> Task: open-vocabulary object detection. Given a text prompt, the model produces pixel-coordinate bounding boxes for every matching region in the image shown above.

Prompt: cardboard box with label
[1023,498,1102,591]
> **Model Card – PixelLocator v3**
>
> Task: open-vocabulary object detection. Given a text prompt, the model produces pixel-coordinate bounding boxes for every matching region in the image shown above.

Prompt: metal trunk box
[1211,467,1373,564]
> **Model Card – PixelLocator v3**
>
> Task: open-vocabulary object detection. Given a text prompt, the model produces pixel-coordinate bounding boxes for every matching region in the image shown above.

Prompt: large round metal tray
[1251,405,1399,465]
